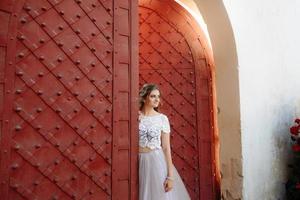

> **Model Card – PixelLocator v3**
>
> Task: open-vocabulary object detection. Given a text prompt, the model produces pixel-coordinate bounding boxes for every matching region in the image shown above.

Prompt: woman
[138,83,190,200]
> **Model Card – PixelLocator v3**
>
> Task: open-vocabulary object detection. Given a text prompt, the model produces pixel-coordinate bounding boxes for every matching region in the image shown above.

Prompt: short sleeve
[161,114,171,134]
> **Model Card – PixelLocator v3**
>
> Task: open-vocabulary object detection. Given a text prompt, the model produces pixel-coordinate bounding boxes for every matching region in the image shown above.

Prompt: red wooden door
[0,0,138,200]
[139,0,218,199]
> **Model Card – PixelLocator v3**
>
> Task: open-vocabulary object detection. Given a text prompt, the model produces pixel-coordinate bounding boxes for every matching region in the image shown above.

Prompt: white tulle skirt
[139,148,191,200]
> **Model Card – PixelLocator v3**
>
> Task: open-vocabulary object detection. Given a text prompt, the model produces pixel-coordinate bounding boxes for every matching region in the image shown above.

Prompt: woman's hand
[163,178,173,192]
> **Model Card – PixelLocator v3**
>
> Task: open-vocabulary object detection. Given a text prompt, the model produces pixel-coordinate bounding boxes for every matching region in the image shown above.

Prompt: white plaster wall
[222,0,300,199]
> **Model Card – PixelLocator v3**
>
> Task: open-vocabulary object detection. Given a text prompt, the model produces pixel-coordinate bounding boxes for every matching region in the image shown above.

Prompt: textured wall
[223,0,300,199]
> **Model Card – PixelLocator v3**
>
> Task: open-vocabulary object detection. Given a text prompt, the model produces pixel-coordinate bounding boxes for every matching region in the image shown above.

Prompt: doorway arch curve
[178,0,242,199]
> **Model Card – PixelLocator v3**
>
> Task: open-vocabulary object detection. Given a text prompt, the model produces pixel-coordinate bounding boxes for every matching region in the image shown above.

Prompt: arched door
[0,0,138,199]
[0,0,218,199]
[139,0,218,199]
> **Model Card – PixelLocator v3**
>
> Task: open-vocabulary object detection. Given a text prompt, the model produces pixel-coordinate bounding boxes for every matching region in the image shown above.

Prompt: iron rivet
[56,74,62,79]
[15,125,22,131]
[52,195,59,200]
[37,90,43,95]
[59,10,64,15]
[18,52,24,58]
[24,6,31,11]
[12,184,19,189]
[11,163,19,169]
[17,35,25,41]
[20,18,26,24]
[34,163,41,168]
[55,108,61,113]
[38,72,44,77]
[40,22,46,27]
[57,57,63,62]
[15,107,22,112]
[54,159,60,165]
[53,177,59,183]
[36,125,42,130]
[39,55,45,61]
[90,124,96,129]
[33,180,39,186]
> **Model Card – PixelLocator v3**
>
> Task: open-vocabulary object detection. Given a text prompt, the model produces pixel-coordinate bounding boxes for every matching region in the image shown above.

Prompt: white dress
[139,112,191,200]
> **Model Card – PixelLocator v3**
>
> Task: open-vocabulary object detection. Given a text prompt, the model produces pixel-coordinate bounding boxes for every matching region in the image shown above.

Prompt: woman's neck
[141,106,157,116]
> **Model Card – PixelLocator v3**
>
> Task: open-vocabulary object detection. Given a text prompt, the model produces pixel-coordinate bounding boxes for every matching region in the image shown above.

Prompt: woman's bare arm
[161,132,173,177]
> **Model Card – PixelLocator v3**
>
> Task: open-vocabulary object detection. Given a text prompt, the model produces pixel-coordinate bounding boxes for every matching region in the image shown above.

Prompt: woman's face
[145,89,160,108]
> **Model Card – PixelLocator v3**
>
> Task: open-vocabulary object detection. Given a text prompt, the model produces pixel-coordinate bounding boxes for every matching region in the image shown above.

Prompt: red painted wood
[0,0,139,199]
[112,0,139,200]
[138,0,218,199]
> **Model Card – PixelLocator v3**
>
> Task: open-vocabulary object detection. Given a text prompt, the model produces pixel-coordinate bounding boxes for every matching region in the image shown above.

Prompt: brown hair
[139,83,161,111]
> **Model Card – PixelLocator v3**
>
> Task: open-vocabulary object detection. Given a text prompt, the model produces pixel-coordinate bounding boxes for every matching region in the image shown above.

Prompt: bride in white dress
[138,83,190,200]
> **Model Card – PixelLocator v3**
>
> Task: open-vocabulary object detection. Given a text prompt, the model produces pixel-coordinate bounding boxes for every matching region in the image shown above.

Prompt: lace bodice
[139,112,171,150]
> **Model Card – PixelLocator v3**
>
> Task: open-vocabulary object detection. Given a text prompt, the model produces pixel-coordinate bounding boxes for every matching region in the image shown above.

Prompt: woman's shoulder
[158,112,169,120]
